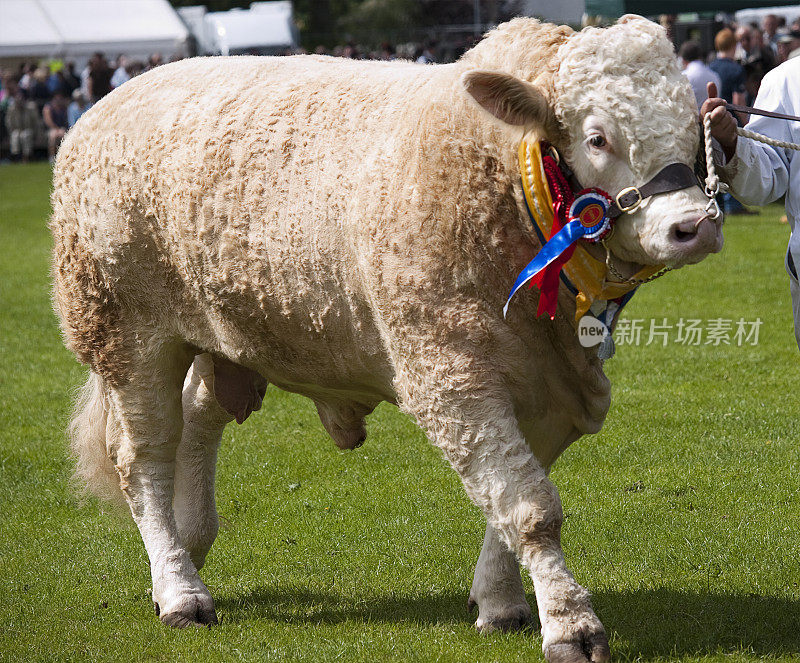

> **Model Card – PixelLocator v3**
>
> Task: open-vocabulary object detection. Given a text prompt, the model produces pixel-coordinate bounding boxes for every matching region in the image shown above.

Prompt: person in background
[87,52,113,103]
[126,60,145,79]
[702,60,800,346]
[28,66,51,112]
[0,73,14,107]
[147,53,163,71]
[736,25,775,105]
[42,91,68,162]
[777,29,800,63]
[710,28,747,106]
[62,61,80,95]
[111,55,130,89]
[17,62,34,93]
[379,42,396,61]
[735,25,753,62]
[679,40,721,110]
[736,24,775,73]
[415,44,435,64]
[5,88,39,163]
[67,89,91,128]
[761,13,780,55]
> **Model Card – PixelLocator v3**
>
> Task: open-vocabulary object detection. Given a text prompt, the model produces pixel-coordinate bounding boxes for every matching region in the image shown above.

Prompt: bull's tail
[69,371,126,508]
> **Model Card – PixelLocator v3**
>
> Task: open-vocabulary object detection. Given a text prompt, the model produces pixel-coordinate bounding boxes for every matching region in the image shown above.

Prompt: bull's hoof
[468,596,533,634]
[543,631,610,663]
[156,594,218,628]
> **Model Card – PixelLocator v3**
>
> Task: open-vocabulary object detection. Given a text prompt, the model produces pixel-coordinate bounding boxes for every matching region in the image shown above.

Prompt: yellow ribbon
[519,140,665,323]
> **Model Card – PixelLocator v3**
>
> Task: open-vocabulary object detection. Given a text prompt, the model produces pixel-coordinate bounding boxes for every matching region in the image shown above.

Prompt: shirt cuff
[715,136,753,183]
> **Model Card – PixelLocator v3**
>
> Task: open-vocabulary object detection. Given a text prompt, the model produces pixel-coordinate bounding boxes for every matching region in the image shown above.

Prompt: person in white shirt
[701,58,800,346]
[679,41,721,110]
[111,56,130,89]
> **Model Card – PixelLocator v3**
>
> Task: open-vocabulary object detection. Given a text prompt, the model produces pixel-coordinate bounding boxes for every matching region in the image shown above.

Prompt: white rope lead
[736,125,800,151]
[702,112,720,197]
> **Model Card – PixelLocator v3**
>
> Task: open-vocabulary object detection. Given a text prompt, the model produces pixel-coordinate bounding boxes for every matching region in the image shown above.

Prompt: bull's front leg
[401,383,609,663]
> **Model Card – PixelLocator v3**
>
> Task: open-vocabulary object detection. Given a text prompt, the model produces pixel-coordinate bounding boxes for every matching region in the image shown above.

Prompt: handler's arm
[700,77,792,206]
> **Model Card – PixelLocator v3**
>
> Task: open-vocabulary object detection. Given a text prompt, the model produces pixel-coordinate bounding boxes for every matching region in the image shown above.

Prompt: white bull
[51,15,721,663]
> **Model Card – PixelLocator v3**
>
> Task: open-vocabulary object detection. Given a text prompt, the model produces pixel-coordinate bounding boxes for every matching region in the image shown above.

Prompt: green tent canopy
[585,0,800,17]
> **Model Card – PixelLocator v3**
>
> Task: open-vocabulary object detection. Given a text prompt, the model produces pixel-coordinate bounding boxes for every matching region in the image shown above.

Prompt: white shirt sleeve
[716,61,796,206]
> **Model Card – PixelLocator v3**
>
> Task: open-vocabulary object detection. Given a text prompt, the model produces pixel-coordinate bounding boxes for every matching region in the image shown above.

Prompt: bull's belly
[173,280,397,405]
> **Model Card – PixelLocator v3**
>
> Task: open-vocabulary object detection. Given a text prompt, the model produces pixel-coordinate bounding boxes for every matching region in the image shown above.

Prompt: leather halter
[547,144,702,220]
[609,163,701,219]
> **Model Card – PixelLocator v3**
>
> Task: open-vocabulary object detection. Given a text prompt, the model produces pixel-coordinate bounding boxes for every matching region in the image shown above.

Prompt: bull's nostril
[674,227,697,242]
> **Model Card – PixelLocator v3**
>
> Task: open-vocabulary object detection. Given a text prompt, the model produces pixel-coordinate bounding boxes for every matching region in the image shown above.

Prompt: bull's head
[463,15,723,275]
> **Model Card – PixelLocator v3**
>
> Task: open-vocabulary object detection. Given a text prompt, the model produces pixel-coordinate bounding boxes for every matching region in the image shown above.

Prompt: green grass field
[1,161,798,662]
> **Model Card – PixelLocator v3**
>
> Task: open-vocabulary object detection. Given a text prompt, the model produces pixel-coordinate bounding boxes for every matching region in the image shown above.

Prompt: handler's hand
[700,82,737,161]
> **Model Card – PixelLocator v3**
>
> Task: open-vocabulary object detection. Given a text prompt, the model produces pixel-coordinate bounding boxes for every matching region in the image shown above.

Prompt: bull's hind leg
[174,353,268,569]
[109,339,218,627]
[468,523,532,633]
[174,354,234,570]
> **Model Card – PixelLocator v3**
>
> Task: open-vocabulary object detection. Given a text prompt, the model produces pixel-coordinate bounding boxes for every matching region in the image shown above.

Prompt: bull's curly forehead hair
[553,15,698,178]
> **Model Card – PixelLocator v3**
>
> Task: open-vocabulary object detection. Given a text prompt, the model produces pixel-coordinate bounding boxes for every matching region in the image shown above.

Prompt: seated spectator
[5,89,39,163]
[43,91,68,162]
[679,41,721,110]
[68,89,92,128]
[29,67,51,112]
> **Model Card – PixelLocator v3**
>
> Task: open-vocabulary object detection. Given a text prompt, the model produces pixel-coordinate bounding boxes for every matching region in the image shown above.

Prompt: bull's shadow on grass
[215,586,800,659]
[593,588,800,659]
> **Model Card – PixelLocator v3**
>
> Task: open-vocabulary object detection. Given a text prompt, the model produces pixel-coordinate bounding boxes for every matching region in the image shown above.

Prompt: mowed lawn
[0,161,798,663]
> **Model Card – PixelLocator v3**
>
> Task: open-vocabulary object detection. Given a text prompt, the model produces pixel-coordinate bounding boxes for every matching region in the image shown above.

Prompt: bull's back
[51,55,459,390]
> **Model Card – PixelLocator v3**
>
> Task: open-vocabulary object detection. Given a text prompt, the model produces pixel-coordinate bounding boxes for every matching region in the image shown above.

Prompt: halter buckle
[615,186,642,213]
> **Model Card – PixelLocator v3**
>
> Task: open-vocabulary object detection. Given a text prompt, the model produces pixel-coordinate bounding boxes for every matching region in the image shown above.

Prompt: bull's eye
[589,135,606,149]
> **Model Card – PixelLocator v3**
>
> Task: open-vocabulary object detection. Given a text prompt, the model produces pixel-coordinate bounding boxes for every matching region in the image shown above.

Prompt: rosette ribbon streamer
[503,178,614,318]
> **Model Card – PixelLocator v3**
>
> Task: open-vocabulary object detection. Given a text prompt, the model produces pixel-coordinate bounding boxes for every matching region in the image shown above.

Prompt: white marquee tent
[0,0,189,62]
[178,2,297,56]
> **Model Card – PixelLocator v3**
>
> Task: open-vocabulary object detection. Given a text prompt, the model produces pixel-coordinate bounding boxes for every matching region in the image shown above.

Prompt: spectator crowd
[677,13,800,214]
[1,52,172,163]
[2,12,799,166]
[679,13,800,112]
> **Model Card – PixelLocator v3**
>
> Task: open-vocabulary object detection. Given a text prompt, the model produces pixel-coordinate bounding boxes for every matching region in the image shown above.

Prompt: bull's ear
[461,70,553,131]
